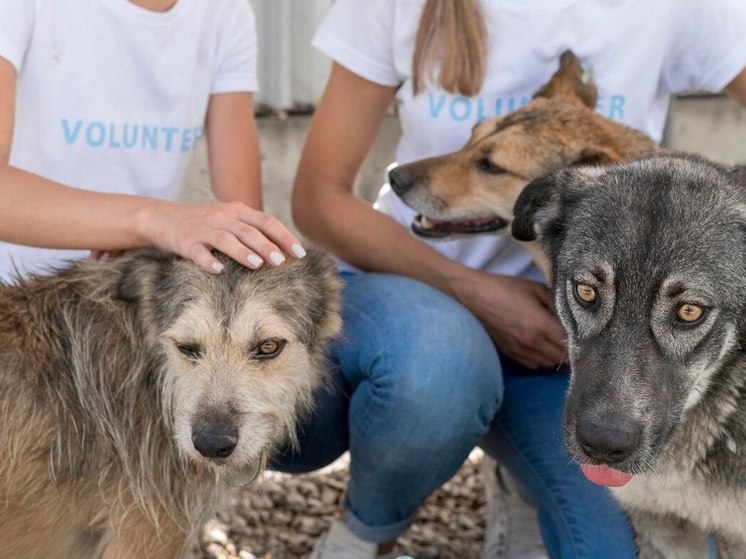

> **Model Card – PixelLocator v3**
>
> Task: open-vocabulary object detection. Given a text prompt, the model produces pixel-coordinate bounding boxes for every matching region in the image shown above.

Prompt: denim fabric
[271,272,636,557]
[481,360,637,559]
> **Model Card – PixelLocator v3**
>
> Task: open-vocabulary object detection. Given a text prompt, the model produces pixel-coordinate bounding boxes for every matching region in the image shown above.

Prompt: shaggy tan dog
[0,248,341,559]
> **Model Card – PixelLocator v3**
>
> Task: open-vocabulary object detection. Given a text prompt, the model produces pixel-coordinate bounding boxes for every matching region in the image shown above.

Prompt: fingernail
[247,254,264,269]
[291,244,306,258]
[212,262,224,274]
[269,251,285,266]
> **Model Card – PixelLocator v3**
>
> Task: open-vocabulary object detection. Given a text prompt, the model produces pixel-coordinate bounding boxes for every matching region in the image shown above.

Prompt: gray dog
[512,153,746,558]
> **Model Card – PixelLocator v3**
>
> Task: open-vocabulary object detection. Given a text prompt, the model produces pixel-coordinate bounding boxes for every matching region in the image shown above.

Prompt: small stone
[201,519,230,547]
[295,516,323,536]
[285,491,307,512]
[297,480,320,498]
[320,486,340,505]
[457,515,476,530]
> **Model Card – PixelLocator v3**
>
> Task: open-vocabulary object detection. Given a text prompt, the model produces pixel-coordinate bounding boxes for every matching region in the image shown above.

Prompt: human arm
[0,58,302,273]
[203,90,304,264]
[292,63,566,368]
[206,92,263,207]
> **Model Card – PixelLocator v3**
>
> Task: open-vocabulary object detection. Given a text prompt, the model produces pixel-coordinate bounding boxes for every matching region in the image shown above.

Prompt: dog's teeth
[420,216,432,228]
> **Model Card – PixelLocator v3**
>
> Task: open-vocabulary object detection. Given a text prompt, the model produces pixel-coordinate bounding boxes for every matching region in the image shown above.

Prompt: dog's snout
[192,425,238,459]
[388,165,416,196]
[576,416,642,464]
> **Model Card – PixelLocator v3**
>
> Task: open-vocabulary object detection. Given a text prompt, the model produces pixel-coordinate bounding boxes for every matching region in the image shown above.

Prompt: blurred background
[182,0,746,231]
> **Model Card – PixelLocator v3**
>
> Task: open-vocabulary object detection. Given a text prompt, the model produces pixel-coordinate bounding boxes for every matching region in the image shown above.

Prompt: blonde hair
[412,0,487,96]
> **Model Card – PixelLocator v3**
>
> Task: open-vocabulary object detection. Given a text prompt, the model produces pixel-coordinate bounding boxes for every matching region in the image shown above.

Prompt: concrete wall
[182,95,746,233]
[663,95,746,165]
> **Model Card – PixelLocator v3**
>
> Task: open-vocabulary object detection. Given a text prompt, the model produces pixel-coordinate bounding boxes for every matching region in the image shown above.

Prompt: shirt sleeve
[0,0,35,72]
[312,0,401,87]
[662,0,746,94]
[211,0,259,94]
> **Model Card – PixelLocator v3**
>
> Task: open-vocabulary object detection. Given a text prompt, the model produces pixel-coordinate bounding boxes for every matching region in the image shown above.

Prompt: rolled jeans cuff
[344,497,414,544]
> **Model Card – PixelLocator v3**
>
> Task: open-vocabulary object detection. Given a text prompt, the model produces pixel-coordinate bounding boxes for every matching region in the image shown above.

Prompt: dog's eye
[574,283,597,307]
[676,303,705,324]
[476,157,505,175]
[176,342,202,360]
[253,338,286,360]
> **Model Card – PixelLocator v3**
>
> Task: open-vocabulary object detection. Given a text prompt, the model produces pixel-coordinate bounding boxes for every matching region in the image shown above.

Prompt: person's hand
[134,200,306,274]
[451,269,567,369]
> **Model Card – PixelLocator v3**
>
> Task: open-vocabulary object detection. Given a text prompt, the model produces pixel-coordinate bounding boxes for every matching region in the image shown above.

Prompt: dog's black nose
[388,165,415,196]
[192,427,238,459]
[575,416,642,464]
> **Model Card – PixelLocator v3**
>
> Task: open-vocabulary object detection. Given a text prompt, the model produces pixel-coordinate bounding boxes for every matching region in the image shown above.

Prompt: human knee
[380,337,503,452]
[343,273,504,437]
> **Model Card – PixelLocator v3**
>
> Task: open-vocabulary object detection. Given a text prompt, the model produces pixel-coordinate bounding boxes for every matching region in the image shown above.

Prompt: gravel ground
[196,450,488,559]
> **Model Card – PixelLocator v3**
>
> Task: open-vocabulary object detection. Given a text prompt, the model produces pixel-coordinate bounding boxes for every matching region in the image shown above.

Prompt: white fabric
[0,0,258,281]
[313,0,746,281]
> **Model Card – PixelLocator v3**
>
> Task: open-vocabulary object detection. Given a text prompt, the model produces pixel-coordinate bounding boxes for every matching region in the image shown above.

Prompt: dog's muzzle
[412,213,509,238]
[192,425,239,459]
[388,165,416,196]
[575,415,643,464]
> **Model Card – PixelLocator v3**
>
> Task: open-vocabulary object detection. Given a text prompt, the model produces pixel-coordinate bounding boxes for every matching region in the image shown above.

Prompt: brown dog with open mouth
[388,50,658,278]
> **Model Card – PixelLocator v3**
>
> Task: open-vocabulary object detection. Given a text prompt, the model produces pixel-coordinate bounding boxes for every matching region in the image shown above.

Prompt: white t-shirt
[0,0,258,281]
[313,0,746,281]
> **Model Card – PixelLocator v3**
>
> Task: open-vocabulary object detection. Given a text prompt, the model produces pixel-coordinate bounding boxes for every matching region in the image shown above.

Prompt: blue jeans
[270,272,636,558]
[481,361,636,558]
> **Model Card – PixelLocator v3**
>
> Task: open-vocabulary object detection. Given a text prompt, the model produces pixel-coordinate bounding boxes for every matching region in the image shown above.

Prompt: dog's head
[115,248,342,482]
[389,51,656,239]
[513,153,746,486]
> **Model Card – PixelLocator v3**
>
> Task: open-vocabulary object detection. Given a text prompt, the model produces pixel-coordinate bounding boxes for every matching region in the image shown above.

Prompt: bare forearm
[290,63,472,297]
[0,162,304,273]
[206,92,263,208]
[293,185,467,298]
[0,164,160,250]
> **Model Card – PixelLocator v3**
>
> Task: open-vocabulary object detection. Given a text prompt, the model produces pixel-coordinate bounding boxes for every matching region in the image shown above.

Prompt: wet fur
[0,249,341,559]
[389,51,658,279]
[512,153,746,558]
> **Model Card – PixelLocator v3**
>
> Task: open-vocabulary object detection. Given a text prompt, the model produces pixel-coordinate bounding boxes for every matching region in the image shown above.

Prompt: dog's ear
[574,146,625,166]
[512,167,596,242]
[115,250,175,303]
[512,173,565,242]
[302,247,343,344]
[116,250,201,335]
[532,50,597,109]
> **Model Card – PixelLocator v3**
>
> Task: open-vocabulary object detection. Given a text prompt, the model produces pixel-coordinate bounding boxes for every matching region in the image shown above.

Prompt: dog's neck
[662,352,746,474]
[519,239,553,283]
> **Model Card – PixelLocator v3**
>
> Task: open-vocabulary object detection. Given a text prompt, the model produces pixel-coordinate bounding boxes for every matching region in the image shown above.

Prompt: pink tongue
[580,464,633,487]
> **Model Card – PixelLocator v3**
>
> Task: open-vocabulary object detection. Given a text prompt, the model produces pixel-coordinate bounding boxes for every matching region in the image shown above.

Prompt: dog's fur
[0,249,342,559]
[388,51,658,278]
[512,153,746,558]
